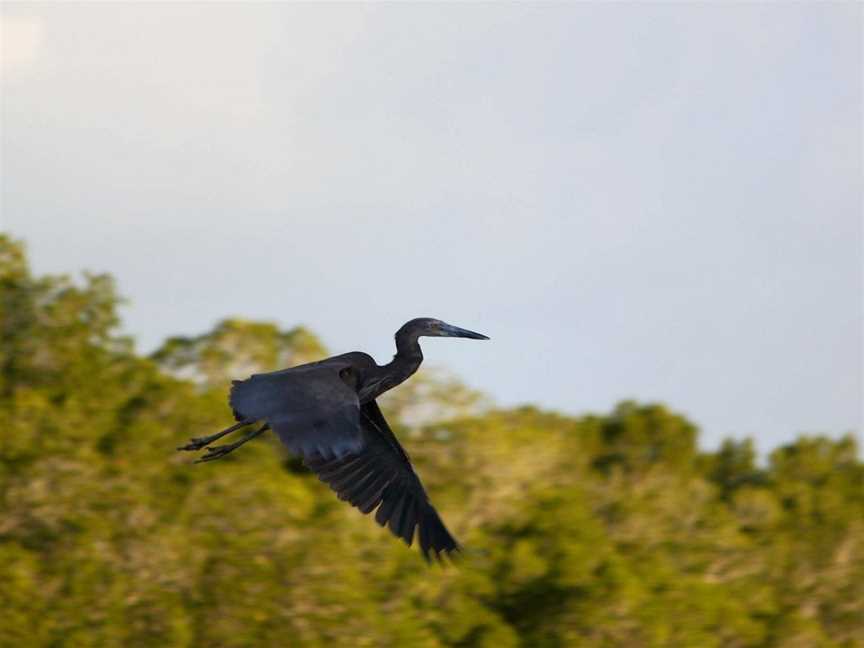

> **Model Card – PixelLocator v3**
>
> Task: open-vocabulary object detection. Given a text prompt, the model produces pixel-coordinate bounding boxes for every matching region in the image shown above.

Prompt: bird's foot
[177,437,215,452]
[193,443,240,463]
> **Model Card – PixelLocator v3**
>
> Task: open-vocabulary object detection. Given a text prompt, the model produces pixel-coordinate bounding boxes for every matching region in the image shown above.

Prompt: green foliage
[151,318,328,387]
[1,233,862,647]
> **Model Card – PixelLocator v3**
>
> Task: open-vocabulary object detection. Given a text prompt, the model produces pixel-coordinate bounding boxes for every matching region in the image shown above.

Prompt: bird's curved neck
[359,328,425,403]
[391,328,424,377]
[377,329,422,384]
[360,331,423,402]
[395,328,423,362]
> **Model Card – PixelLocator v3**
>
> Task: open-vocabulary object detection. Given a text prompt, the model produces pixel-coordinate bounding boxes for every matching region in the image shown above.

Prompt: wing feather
[230,357,365,459]
[387,494,410,542]
[374,485,400,527]
[305,400,459,561]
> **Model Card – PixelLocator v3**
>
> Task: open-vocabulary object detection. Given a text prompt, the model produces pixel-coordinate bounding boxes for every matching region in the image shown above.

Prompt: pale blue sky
[1,3,861,451]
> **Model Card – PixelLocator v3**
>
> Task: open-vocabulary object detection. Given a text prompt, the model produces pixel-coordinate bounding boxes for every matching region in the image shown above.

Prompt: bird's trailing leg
[194,424,270,463]
[177,420,254,452]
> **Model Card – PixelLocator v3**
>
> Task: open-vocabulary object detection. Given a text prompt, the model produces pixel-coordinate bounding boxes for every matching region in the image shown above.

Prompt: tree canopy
[1,234,861,647]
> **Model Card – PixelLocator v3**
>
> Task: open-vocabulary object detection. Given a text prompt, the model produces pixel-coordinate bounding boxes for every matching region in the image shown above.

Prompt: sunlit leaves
[0,235,861,647]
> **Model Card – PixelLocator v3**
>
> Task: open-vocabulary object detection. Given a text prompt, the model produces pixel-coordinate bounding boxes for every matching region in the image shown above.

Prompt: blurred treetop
[0,234,861,648]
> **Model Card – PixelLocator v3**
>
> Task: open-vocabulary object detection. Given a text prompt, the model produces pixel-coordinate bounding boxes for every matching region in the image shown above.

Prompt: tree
[1,233,861,648]
[151,318,328,387]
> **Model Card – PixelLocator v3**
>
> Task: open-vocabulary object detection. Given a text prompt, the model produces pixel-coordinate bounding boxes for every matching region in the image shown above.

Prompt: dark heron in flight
[178,317,489,561]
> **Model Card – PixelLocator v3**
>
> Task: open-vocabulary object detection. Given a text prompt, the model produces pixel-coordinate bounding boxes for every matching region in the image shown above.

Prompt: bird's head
[399,317,489,340]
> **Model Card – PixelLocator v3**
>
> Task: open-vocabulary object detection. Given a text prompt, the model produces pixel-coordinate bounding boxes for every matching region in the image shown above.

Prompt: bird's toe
[193,444,235,463]
[177,437,209,451]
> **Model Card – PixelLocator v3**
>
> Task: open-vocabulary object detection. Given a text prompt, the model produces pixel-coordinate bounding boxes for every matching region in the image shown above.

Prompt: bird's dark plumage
[304,400,459,560]
[228,352,375,460]
[179,317,488,561]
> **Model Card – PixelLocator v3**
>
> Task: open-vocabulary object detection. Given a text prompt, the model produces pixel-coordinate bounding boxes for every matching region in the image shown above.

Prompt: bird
[177,317,489,561]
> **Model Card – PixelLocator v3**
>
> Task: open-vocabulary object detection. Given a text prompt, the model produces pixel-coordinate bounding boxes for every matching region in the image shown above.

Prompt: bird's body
[178,318,488,561]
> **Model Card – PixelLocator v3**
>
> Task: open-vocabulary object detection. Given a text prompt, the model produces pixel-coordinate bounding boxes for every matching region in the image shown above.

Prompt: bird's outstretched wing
[304,400,460,562]
[229,356,365,460]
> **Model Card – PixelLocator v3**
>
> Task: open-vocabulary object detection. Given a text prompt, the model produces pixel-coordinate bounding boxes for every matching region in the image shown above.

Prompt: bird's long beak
[440,323,490,340]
